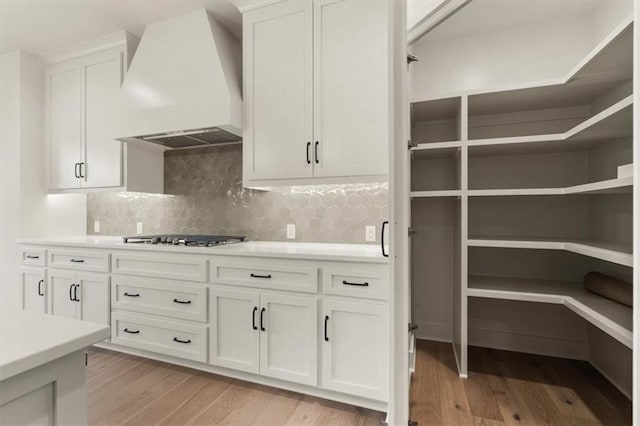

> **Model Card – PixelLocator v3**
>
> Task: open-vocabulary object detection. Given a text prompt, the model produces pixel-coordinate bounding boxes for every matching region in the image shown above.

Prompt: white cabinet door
[259,293,317,386]
[209,288,260,374]
[21,268,46,313]
[83,52,123,188]
[244,1,314,181]
[313,0,389,178]
[321,299,388,400]
[48,270,77,320]
[47,65,82,190]
[77,273,110,326]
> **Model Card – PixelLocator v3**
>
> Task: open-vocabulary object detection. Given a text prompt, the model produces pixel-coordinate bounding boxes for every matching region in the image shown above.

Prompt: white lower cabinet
[20,268,47,313]
[321,299,388,401]
[48,269,110,326]
[209,288,260,373]
[111,312,208,362]
[209,288,318,386]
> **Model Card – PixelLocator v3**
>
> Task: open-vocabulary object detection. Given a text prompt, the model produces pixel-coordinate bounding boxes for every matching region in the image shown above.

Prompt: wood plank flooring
[87,341,631,425]
[410,340,632,426]
[86,347,384,425]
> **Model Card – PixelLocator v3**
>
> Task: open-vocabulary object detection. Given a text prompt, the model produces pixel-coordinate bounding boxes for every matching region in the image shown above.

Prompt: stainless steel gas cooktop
[122,234,245,247]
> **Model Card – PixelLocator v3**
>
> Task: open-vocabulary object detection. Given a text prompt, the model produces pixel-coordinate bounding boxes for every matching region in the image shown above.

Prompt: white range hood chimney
[116,9,242,149]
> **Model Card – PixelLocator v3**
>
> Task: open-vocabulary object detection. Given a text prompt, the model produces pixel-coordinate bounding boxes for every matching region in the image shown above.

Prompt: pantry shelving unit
[409,17,634,393]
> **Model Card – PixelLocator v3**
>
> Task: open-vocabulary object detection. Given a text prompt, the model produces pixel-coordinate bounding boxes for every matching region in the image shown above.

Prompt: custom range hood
[116,9,242,149]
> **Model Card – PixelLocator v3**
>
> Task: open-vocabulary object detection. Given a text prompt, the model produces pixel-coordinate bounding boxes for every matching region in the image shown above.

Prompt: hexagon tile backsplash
[87,144,389,244]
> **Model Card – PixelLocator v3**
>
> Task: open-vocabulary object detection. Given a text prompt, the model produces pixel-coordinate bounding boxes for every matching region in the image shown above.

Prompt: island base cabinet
[209,288,318,386]
[48,270,110,326]
[20,268,46,313]
[321,300,388,401]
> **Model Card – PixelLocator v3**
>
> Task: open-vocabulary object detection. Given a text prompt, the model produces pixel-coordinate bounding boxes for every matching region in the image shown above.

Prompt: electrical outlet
[287,224,296,239]
[93,221,100,233]
[136,222,143,235]
[365,225,376,242]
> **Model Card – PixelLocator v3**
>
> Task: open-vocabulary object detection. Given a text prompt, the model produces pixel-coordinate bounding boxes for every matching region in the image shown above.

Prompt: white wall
[0,50,86,312]
[410,11,596,101]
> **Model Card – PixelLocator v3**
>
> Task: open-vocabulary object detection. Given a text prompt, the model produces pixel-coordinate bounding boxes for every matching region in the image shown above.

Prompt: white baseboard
[589,358,632,400]
[468,327,589,360]
[413,320,452,342]
[413,321,589,361]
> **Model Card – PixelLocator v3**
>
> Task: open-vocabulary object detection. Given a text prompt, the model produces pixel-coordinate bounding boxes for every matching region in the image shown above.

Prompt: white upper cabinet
[243,0,389,186]
[45,32,164,193]
[243,1,314,181]
[312,0,389,178]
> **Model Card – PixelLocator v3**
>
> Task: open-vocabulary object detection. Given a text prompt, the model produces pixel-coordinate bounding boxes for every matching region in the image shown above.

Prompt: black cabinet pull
[124,292,140,297]
[342,280,369,287]
[26,255,39,259]
[70,258,85,263]
[260,307,266,331]
[79,162,85,178]
[250,273,272,279]
[73,284,80,302]
[381,221,389,258]
[173,298,191,304]
[69,284,74,301]
[173,337,191,344]
[38,279,44,296]
[123,328,140,334]
[252,306,258,330]
[306,142,311,164]
[324,315,329,342]
[314,141,319,164]
[74,163,80,178]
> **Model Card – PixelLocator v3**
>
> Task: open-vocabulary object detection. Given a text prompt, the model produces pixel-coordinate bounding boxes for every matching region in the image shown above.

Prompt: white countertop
[0,309,110,381]
[18,236,388,263]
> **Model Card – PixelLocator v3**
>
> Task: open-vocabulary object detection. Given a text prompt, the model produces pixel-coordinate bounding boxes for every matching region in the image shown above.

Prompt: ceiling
[425,0,601,42]
[0,0,242,55]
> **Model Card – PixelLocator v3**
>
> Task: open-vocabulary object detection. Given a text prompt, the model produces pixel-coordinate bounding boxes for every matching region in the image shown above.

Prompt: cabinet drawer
[322,264,389,300]
[111,252,208,282]
[111,312,207,362]
[112,277,207,322]
[212,257,318,293]
[20,247,47,267]
[48,249,109,272]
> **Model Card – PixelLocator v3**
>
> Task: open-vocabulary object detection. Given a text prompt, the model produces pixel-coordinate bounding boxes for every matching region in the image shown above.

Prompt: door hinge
[407,54,418,64]
[408,227,417,236]
[409,322,418,332]
[408,140,417,150]
[409,420,418,426]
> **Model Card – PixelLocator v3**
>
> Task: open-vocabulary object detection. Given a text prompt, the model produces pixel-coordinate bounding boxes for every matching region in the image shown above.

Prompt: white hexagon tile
[87,144,389,243]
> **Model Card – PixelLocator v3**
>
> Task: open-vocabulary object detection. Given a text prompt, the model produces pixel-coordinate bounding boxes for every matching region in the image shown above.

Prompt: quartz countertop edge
[0,309,110,381]
[17,237,389,263]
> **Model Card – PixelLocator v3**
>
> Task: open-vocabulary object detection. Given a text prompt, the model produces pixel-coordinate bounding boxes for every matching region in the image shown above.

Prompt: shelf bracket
[409,322,418,332]
[408,140,417,150]
[407,54,419,64]
[409,420,418,426]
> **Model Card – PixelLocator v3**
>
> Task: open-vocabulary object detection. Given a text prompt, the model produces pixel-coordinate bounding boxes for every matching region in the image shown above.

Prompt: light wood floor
[410,340,632,426]
[86,347,384,425]
[88,341,632,426]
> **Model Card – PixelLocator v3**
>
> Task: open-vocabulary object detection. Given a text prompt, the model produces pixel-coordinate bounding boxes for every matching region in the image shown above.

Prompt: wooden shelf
[468,237,633,267]
[411,190,461,198]
[468,275,632,349]
[411,141,462,151]
[469,177,632,197]
[468,95,633,149]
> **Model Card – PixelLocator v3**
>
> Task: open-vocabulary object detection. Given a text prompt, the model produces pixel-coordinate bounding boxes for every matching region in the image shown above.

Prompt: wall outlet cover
[287,224,296,239]
[136,222,143,235]
[93,221,100,233]
[365,225,376,242]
